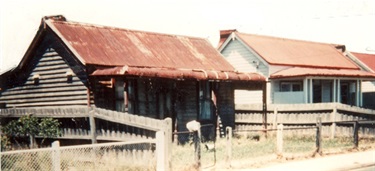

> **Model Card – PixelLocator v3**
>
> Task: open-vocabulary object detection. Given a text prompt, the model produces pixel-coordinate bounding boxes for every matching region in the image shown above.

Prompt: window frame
[279,81,303,92]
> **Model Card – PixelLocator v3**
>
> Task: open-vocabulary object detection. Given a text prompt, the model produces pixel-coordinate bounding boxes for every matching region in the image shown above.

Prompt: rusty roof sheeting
[91,66,265,81]
[42,19,266,81]
[48,20,236,71]
[234,32,359,70]
[270,67,375,79]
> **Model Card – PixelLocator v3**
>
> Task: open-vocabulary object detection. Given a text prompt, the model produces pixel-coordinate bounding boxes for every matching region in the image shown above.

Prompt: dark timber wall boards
[0,46,88,108]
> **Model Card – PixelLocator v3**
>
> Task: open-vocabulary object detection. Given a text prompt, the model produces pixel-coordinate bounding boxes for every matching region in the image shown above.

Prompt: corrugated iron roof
[270,67,375,79]
[43,18,265,81]
[233,32,359,70]
[48,20,235,71]
[351,52,375,72]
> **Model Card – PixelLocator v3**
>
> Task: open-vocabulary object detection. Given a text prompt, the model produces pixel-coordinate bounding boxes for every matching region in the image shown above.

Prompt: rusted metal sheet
[91,66,265,81]
[45,19,265,81]
[50,21,236,71]
[270,67,375,79]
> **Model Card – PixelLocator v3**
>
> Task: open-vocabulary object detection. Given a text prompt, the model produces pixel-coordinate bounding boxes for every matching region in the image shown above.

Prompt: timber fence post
[353,121,359,149]
[52,141,61,171]
[330,105,337,139]
[226,127,232,168]
[316,117,322,155]
[273,107,278,130]
[163,118,172,171]
[276,124,283,157]
[156,131,165,171]
[194,126,201,170]
[89,109,97,144]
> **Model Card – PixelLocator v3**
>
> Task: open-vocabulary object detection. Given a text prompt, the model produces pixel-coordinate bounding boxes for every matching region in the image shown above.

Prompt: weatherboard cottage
[0,16,265,143]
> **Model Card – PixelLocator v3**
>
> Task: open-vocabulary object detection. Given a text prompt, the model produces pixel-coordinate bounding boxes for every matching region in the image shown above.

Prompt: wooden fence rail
[0,106,169,142]
[235,103,375,138]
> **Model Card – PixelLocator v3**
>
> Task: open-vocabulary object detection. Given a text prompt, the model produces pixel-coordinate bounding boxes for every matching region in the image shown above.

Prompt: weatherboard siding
[220,39,267,104]
[0,48,88,108]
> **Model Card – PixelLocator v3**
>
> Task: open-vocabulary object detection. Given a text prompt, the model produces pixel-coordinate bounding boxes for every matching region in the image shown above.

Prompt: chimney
[218,29,237,49]
[43,15,67,22]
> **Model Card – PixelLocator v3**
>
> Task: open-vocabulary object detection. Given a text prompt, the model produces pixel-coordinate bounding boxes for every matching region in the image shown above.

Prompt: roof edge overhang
[270,74,375,80]
[347,52,375,73]
[270,67,375,80]
[90,66,266,82]
[269,63,361,70]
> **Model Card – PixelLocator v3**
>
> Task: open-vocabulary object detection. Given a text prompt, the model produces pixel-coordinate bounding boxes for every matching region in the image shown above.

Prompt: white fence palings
[1,140,157,171]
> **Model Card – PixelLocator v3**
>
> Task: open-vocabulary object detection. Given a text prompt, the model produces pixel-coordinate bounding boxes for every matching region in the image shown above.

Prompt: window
[280,81,302,92]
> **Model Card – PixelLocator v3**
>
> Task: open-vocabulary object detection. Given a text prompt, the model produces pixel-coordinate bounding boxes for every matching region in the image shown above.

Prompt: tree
[2,115,61,148]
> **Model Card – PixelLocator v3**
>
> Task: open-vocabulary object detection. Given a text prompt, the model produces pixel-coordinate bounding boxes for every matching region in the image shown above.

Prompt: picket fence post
[226,127,232,168]
[316,117,322,155]
[353,121,359,149]
[52,141,61,171]
[277,124,283,157]
[156,131,165,171]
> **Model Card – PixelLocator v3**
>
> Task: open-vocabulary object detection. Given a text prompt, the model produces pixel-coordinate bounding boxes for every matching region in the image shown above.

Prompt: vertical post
[337,79,341,103]
[164,118,172,171]
[89,110,97,144]
[52,141,61,171]
[194,127,201,170]
[1,126,2,170]
[262,82,268,137]
[330,106,337,139]
[273,108,278,130]
[226,127,232,168]
[353,121,359,149]
[309,79,313,103]
[333,79,337,102]
[156,131,165,171]
[276,124,283,157]
[356,80,361,107]
[316,117,322,155]
[304,78,308,103]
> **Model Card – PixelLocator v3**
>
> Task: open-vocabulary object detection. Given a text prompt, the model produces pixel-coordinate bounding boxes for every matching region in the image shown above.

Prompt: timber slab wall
[235,103,375,137]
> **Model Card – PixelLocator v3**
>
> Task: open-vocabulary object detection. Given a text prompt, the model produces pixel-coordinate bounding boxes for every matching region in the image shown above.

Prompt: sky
[1,0,374,72]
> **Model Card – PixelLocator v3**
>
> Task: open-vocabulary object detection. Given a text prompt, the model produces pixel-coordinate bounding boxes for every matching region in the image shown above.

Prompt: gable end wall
[0,33,89,108]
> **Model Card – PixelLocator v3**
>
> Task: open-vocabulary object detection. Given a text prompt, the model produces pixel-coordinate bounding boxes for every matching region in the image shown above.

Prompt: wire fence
[1,119,374,171]
[170,118,375,170]
[1,140,157,171]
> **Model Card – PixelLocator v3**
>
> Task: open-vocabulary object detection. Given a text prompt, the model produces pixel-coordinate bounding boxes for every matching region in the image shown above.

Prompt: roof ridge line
[50,19,206,41]
[235,32,342,47]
